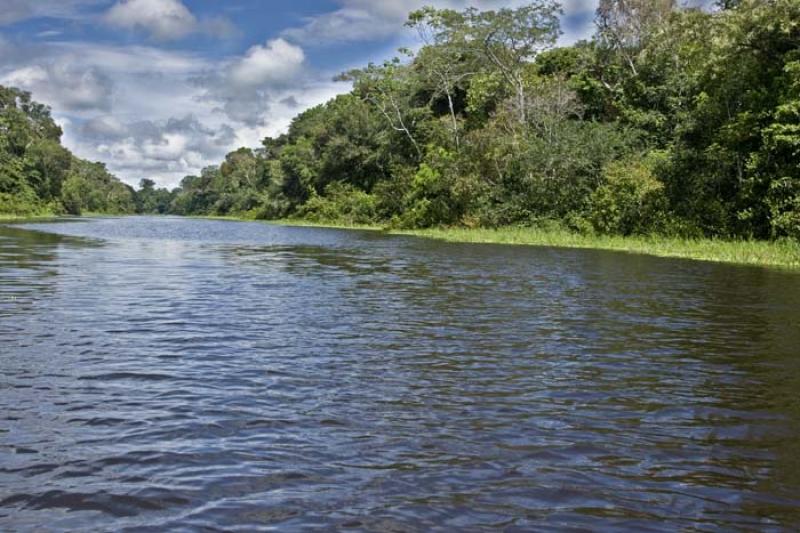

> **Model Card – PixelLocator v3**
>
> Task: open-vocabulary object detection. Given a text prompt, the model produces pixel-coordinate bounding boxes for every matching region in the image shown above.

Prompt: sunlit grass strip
[0,213,57,222]
[18,212,795,270]
[392,226,800,270]
[269,218,384,231]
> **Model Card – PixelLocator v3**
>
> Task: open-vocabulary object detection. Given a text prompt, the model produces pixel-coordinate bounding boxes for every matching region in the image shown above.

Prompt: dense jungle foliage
[11,0,800,243]
[0,86,136,217]
[161,0,799,239]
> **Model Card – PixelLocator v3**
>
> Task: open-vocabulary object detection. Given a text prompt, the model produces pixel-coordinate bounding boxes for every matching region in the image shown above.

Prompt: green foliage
[135,178,174,214]
[61,175,91,215]
[0,85,134,217]
[767,177,800,240]
[297,183,377,224]
[589,157,667,235]
[107,1,800,248]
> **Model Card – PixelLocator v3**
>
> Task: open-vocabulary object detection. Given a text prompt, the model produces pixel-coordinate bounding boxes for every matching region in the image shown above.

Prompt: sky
[0,0,607,188]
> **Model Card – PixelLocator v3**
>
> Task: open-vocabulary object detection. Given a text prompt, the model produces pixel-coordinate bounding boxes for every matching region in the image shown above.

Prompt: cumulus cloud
[200,16,239,39]
[0,37,339,187]
[193,38,308,127]
[77,115,237,185]
[2,62,114,112]
[106,0,197,41]
[229,39,305,89]
[104,0,236,41]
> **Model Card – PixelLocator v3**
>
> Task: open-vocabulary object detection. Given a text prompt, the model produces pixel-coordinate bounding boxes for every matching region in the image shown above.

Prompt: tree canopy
[21,0,798,242]
[0,86,136,216]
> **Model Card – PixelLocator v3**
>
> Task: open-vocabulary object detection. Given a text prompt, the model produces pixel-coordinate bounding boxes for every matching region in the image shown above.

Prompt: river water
[1,216,799,531]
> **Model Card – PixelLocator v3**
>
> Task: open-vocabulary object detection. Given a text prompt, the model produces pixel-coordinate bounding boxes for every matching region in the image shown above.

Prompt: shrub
[589,158,667,235]
[0,190,47,216]
[768,177,800,240]
[297,182,377,224]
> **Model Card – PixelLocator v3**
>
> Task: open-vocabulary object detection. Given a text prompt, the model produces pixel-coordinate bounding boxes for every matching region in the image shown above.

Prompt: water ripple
[1,217,799,531]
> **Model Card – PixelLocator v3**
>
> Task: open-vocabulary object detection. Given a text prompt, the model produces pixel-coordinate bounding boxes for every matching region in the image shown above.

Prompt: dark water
[1,216,800,531]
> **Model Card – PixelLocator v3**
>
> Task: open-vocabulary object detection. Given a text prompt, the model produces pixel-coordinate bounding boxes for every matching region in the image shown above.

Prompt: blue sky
[0,0,601,188]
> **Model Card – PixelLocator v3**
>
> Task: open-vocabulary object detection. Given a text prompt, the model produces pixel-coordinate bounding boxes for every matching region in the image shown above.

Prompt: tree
[596,0,675,77]
[25,139,72,200]
[1,84,132,217]
[407,7,475,150]
[467,2,562,125]
[340,60,425,161]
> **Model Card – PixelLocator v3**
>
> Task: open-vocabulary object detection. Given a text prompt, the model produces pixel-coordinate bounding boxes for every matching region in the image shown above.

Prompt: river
[1,216,799,531]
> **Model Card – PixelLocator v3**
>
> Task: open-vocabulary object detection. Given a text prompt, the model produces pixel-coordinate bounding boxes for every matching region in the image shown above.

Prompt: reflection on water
[1,216,799,531]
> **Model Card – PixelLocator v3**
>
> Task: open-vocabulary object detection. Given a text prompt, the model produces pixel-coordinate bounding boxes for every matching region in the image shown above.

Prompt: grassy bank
[270,218,383,231]
[392,226,800,269]
[6,212,799,269]
[0,212,57,222]
[0,212,119,222]
[228,216,800,269]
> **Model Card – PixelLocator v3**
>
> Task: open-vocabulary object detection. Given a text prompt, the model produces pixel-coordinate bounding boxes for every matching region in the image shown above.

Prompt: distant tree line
[0,86,136,217]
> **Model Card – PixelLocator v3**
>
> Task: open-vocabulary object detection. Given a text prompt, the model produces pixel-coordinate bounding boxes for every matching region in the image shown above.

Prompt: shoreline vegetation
[199,215,800,269]
[3,2,800,271]
[3,213,799,269]
[117,1,800,273]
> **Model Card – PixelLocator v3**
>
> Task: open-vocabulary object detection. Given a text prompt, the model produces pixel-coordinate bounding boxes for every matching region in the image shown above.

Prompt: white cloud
[0,37,340,188]
[200,16,238,39]
[76,115,238,186]
[104,0,237,41]
[193,38,311,127]
[2,62,114,111]
[0,0,33,25]
[106,0,197,41]
[229,39,305,89]
[82,115,128,137]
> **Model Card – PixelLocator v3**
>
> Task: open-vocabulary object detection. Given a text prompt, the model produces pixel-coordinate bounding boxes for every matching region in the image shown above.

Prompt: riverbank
[393,226,800,270]
[5,213,799,269]
[268,218,800,270]
[0,213,57,222]
[0,212,116,222]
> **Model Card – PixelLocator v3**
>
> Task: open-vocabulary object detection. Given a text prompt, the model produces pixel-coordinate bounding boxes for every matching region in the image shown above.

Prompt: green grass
[7,212,799,269]
[269,218,383,231]
[0,211,127,222]
[0,212,58,222]
[190,214,382,231]
[393,226,800,270]
[260,217,799,269]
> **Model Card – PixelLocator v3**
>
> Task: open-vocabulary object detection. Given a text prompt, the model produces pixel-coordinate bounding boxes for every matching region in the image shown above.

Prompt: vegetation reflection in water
[1,216,799,530]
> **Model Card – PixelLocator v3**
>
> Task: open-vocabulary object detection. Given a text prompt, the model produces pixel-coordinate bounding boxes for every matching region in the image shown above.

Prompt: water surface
[1,216,799,531]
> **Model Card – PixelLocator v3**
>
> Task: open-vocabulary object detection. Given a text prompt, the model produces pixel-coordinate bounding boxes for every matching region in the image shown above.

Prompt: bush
[61,175,90,215]
[0,190,48,216]
[768,177,800,240]
[296,182,377,224]
[589,158,667,235]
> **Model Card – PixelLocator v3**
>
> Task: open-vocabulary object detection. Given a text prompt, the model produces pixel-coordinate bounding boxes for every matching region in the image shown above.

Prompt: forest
[4,0,800,243]
[0,86,136,217]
